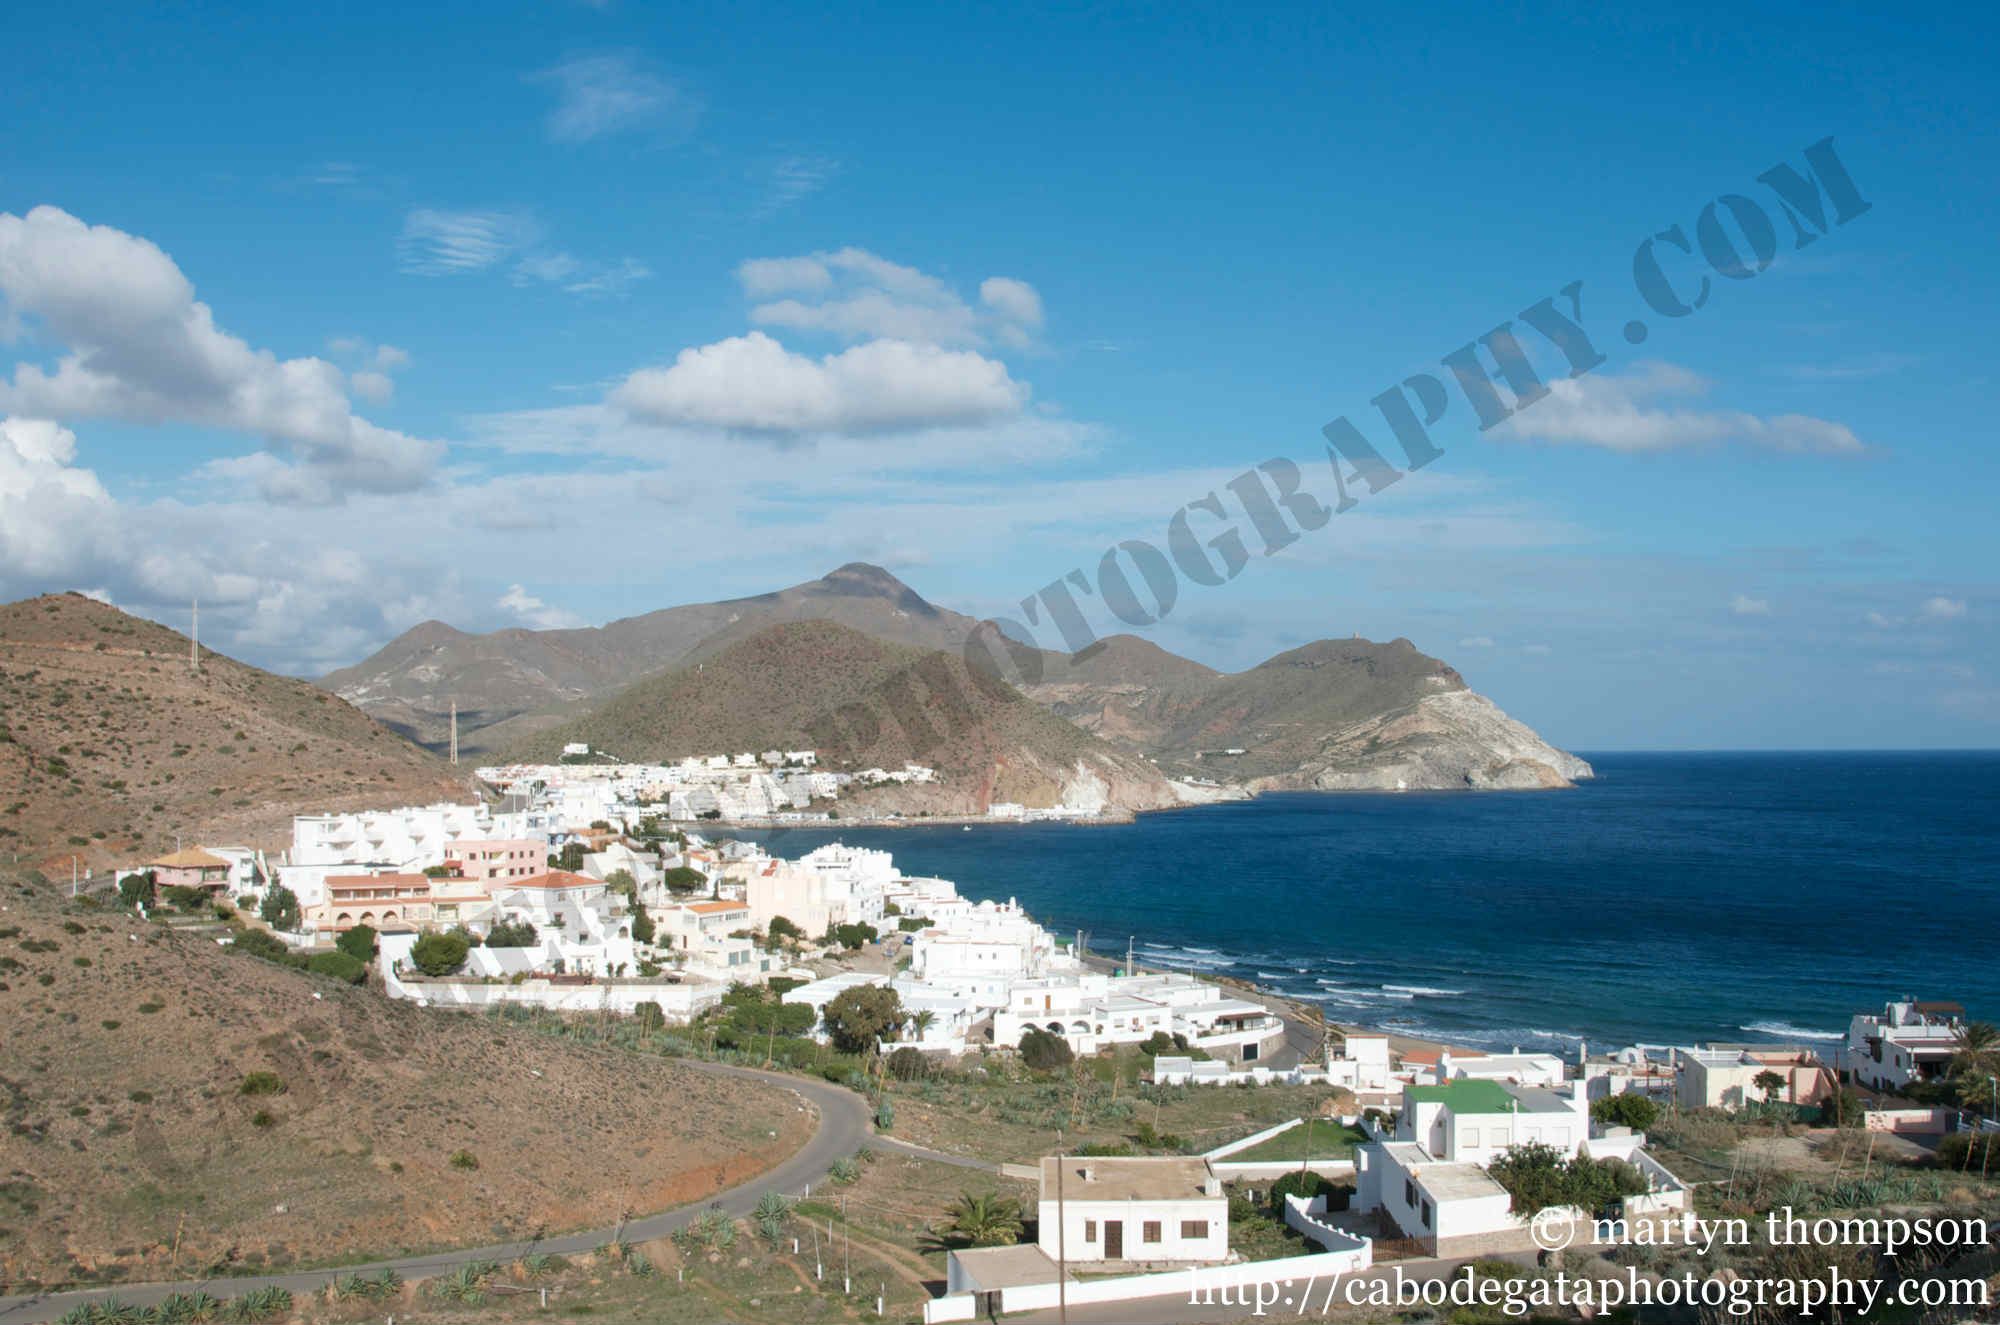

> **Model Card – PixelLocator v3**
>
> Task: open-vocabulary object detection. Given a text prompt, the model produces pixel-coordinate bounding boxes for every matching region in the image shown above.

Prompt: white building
[1847,998,1967,1092]
[1037,1156,1227,1265]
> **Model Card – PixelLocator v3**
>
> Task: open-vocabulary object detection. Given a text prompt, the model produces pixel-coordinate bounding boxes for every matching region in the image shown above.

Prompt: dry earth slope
[0,867,808,1291]
[0,592,474,871]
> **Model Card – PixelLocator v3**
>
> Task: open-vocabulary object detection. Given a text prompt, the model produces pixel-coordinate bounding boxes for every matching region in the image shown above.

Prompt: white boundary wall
[923,1246,1374,1324]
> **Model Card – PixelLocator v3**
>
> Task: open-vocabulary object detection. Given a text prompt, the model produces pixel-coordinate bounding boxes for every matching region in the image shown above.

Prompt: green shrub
[1590,1092,1659,1131]
[306,950,368,984]
[1019,1026,1074,1071]
[238,1071,285,1097]
[449,1148,479,1170]
[410,931,470,976]
[334,923,376,962]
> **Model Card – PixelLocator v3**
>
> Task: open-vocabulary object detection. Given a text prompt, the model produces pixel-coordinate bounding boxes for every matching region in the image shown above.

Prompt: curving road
[0,1062,879,1325]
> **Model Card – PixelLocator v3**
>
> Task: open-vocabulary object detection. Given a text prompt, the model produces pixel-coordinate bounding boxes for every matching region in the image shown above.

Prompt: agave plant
[88,1298,142,1325]
[520,1251,566,1278]
[424,1260,493,1305]
[366,1268,402,1298]
[55,1307,93,1325]
[154,1293,216,1324]
[753,1190,794,1244]
[626,1251,657,1278]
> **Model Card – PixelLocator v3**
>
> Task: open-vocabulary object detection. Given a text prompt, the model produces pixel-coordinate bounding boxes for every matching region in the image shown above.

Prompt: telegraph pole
[189,598,199,673]
[1055,1129,1068,1324]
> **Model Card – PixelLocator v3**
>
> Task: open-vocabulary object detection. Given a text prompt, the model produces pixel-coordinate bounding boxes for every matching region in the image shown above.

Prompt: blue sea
[738,752,2000,1055]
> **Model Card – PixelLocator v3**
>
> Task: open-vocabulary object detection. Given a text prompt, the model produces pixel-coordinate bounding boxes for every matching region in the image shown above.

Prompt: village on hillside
[77,759,1999,1323]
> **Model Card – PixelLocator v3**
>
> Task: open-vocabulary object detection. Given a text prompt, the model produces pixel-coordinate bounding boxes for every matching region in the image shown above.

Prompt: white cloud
[1920,596,1967,620]
[1458,635,1495,648]
[350,370,394,403]
[611,331,1027,437]
[738,247,1044,349]
[0,207,440,502]
[372,344,410,371]
[1523,643,1553,656]
[1865,610,1898,628]
[530,53,697,144]
[497,583,585,630]
[1499,361,1865,454]
[1730,594,1771,616]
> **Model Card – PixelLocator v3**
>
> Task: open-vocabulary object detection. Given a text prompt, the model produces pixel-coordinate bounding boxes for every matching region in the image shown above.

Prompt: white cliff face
[1254,689,1593,793]
[1058,761,1112,814]
[1167,779,1255,805]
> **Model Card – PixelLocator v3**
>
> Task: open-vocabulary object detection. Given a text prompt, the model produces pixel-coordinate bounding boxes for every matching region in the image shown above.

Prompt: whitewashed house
[1038,1156,1228,1265]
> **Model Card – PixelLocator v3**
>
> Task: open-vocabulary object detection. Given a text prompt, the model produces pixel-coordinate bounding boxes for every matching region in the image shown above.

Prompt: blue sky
[2,2,1995,749]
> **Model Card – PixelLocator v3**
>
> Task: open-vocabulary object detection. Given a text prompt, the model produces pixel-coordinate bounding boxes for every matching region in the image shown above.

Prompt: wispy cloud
[752,154,840,219]
[497,583,584,629]
[1730,594,1771,616]
[398,209,649,295]
[397,209,537,275]
[1499,361,1866,455]
[529,53,698,144]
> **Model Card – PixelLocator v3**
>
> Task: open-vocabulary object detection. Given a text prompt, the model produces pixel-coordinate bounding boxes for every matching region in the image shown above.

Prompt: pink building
[445,838,544,886]
[149,848,231,892]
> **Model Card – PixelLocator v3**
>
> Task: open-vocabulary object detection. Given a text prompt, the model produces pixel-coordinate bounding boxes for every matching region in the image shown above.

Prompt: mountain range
[322,564,1591,809]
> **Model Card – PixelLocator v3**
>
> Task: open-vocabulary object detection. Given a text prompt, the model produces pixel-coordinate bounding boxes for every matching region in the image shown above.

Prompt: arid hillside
[0,867,809,1291]
[0,592,474,871]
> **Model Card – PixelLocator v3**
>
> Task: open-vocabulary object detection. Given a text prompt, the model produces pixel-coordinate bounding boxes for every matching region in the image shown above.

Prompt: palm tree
[1950,1022,2000,1112]
[935,1191,1023,1248]
[909,1009,937,1043]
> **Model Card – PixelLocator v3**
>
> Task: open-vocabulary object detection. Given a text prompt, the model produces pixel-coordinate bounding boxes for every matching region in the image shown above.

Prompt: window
[1460,1126,1479,1147]
[1421,1199,1433,1228]
[1181,1220,1208,1240]
[1143,1221,1161,1243]
[1084,1220,1096,1242]
[1405,1178,1417,1207]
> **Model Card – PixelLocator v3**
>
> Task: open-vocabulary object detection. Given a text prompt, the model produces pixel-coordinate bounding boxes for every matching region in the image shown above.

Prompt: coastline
[1075,950,1478,1062]
[704,772,1597,833]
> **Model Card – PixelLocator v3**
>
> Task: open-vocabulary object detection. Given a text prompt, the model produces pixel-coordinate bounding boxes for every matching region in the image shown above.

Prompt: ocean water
[738,752,2000,1054]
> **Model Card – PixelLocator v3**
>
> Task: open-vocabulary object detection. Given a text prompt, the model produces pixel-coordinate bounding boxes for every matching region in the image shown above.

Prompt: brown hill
[508,620,1182,816]
[1028,635,1593,790]
[0,592,472,871]
[0,868,804,1290]
[321,564,982,754]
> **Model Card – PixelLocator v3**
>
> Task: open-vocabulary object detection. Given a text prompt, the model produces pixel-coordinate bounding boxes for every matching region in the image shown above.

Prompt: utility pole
[1055,1135,1068,1325]
[190,598,199,673]
[450,700,459,766]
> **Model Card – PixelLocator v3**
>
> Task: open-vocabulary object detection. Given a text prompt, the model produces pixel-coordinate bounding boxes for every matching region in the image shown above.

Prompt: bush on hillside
[1019,1026,1074,1071]
[410,932,470,977]
[335,923,377,962]
[307,950,368,985]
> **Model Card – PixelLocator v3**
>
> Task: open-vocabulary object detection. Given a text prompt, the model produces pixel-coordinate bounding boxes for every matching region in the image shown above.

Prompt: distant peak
[824,562,905,588]
[815,562,936,611]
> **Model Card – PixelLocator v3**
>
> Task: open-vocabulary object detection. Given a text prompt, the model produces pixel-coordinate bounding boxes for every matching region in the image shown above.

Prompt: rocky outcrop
[1249,689,1593,793]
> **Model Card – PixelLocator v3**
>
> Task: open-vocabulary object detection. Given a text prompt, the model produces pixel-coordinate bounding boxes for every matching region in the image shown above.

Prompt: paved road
[0,1061,875,1325]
